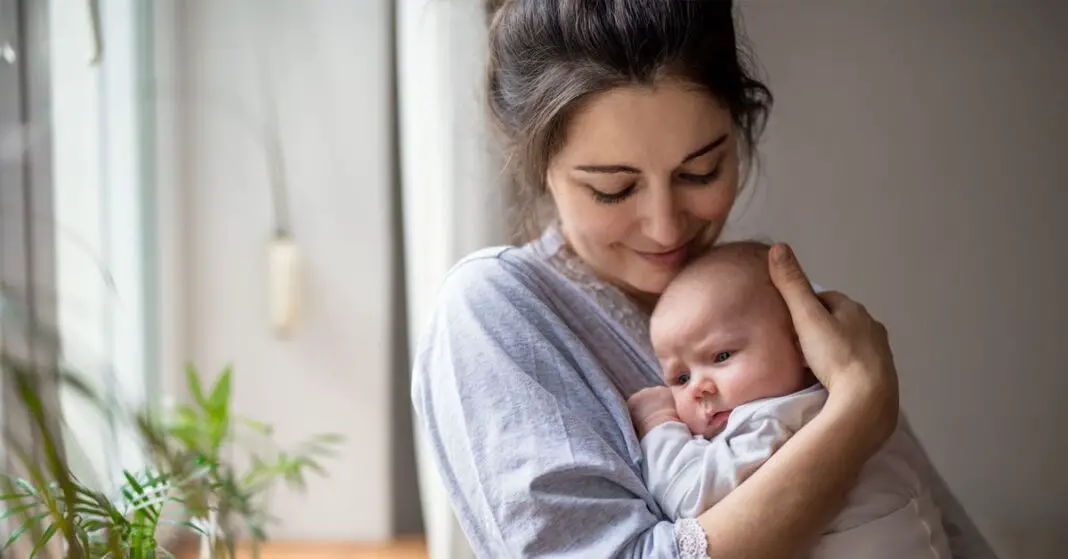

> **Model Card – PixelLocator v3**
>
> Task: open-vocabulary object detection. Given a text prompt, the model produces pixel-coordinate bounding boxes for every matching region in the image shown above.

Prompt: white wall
[166,0,395,541]
[735,2,1068,557]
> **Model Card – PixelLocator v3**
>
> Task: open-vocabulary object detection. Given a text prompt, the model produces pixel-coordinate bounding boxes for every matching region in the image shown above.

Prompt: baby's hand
[627,386,681,439]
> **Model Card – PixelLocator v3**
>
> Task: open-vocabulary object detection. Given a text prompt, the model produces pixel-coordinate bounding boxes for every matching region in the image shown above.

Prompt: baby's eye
[713,351,732,363]
[675,372,691,385]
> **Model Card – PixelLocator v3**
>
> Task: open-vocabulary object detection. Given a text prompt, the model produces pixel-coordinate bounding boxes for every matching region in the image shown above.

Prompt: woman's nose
[642,184,684,247]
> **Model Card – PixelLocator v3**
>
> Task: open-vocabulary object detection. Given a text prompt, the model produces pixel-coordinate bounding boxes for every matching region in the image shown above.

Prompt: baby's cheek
[725,361,799,405]
[719,365,770,406]
[673,394,700,431]
[671,390,689,414]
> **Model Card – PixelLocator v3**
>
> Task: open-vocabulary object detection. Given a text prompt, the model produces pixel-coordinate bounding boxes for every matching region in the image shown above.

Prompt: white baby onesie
[641,384,952,559]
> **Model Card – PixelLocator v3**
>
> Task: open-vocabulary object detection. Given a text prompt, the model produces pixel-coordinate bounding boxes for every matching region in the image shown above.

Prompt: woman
[412,1,996,557]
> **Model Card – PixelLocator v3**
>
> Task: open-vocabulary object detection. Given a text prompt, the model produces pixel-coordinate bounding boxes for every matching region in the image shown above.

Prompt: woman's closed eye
[677,165,721,185]
[587,183,636,204]
[584,164,721,204]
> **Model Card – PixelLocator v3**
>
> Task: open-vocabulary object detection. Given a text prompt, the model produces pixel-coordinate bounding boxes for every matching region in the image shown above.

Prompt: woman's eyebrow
[573,163,641,174]
[573,132,730,174]
[682,133,729,163]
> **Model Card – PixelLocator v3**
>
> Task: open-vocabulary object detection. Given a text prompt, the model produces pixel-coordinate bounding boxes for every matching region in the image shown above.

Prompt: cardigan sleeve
[411,254,691,558]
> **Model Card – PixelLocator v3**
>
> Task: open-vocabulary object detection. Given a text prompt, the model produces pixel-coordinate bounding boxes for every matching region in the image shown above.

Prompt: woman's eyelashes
[678,166,722,185]
[587,183,636,204]
[584,165,723,204]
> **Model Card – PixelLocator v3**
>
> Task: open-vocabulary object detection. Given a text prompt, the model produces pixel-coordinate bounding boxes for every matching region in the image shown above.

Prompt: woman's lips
[633,243,692,268]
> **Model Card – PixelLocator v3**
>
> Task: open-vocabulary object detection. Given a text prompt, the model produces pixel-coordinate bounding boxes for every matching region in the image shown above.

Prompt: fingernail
[774,244,793,264]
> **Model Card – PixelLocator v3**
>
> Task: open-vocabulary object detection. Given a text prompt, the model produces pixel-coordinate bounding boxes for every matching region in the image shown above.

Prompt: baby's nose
[689,375,717,399]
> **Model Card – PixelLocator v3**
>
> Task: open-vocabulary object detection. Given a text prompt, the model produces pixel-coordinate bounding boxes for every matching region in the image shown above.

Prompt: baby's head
[650,241,809,438]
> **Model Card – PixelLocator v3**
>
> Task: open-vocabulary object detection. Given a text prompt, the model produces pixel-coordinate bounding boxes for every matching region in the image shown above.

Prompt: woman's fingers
[815,290,850,312]
[818,292,880,342]
[768,243,833,333]
[766,242,899,445]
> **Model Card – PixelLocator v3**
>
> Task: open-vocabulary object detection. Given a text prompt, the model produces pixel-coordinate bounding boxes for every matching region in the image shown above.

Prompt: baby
[628,241,952,558]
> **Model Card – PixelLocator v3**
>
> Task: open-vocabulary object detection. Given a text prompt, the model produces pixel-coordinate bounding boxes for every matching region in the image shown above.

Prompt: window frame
[0,0,62,552]
[1,0,160,497]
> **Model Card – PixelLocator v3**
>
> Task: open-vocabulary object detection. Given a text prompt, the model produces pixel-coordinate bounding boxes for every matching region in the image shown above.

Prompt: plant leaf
[0,501,40,522]
[28,521,59,558]
[3,511,49,550]
[207,366,232,416]
[186,363,208,408]
[238,417,273,436]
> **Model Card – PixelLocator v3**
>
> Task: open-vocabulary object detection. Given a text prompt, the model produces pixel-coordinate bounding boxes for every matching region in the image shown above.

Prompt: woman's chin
[621,269,676,297]
[595,260,682,306]
[613,278,669,309]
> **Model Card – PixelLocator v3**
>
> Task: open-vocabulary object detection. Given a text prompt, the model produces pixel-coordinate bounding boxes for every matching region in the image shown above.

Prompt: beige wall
[735,2,1068,557]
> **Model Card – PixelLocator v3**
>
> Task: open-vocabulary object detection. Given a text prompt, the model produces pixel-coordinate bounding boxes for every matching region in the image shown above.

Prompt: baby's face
[650,246,807,438]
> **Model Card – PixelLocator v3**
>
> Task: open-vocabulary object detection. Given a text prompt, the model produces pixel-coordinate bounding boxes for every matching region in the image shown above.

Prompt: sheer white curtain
[396,0,507,557]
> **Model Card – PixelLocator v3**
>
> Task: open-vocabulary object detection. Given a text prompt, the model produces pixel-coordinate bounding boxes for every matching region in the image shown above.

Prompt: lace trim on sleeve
[674,518,710,559]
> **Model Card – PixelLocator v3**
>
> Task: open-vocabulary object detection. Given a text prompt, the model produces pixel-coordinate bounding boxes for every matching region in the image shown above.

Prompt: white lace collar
[535,224,655,355]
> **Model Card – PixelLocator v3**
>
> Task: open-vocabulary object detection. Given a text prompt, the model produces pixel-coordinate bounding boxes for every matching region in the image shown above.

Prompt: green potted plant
[0,289,342,558]
[143,365,343,558]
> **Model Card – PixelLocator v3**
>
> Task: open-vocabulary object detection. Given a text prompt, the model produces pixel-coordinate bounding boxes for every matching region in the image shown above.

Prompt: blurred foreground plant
[0,288,342,558]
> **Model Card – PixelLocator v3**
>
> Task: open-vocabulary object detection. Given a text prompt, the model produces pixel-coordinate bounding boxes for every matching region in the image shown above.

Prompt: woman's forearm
[698,393,883,558]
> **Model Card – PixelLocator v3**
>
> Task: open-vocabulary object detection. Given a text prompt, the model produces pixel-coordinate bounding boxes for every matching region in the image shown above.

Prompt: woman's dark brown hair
[484,0,772,240]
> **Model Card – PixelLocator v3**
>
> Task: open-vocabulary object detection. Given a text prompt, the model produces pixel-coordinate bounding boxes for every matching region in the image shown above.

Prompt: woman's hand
[767,243,900,446]
[627,386,681,439]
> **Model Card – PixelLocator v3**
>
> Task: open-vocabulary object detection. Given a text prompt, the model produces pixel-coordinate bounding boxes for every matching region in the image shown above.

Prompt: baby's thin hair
[656,239,776,311]
[686,239,774,276]
[659,238,794,327]
[711,238,774,255]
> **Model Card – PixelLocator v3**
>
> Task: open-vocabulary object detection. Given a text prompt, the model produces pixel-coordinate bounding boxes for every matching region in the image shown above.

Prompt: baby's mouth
[701,403,732,434]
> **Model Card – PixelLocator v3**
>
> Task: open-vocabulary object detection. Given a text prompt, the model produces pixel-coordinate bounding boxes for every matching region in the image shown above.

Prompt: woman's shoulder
[432,230,571,320]
[409,243,573,373]
[435,244,549,313]
[412,243,592,400]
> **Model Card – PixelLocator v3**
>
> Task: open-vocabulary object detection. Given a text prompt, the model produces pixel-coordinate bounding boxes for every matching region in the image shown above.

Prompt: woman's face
[546,80,740,299]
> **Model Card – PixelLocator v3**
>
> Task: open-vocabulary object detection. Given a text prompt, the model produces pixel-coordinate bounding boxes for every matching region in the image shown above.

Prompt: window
[0,0,158,494]
[0,0,60,485]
